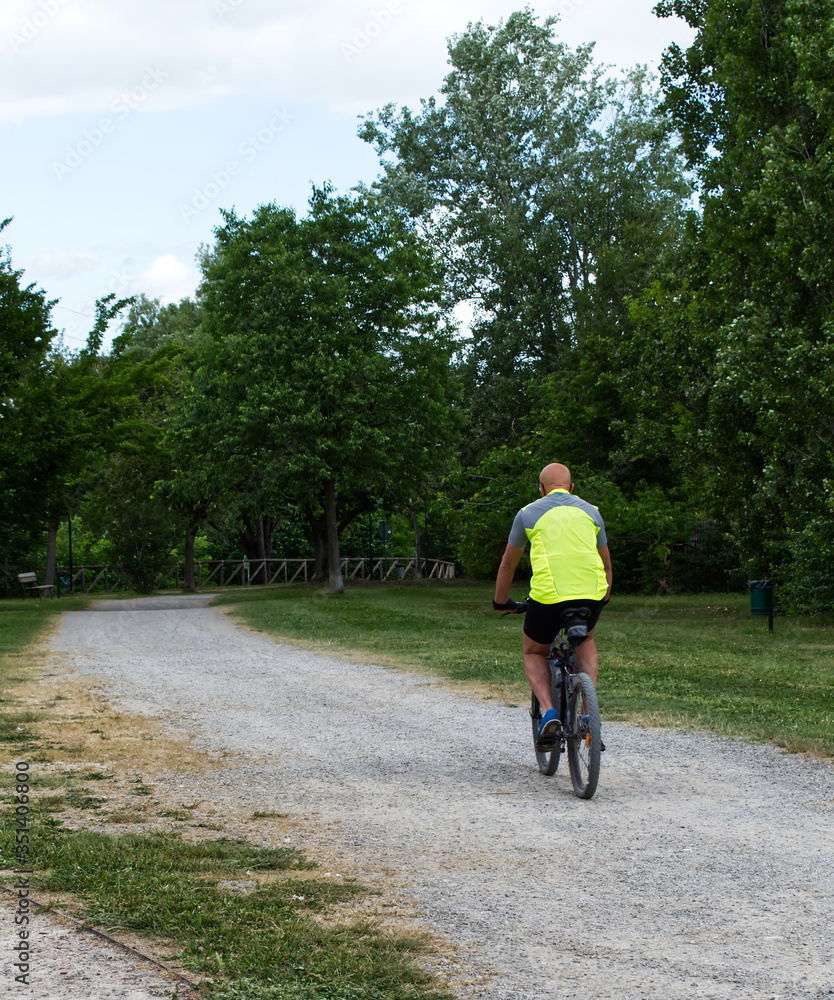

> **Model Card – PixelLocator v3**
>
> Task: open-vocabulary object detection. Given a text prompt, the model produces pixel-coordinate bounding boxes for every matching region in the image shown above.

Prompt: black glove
[492,599,515,611]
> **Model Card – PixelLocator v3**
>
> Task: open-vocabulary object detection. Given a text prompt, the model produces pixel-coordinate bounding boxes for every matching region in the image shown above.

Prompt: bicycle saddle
[560,608,592,645]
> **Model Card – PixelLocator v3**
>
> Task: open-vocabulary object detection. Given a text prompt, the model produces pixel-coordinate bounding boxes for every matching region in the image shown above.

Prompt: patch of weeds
[129,775,152,796]
[5,819,451,1000]
[64,788,106,810]
[105,812,148,824]
[194,822,223,831]
[31,773,75,790]
[41,795,68,812]
[81,772,113,781]
[252,811,290,819]
[158,809,192,821]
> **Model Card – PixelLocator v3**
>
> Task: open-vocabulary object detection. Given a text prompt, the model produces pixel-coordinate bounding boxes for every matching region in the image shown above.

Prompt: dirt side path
[27,600,834,998]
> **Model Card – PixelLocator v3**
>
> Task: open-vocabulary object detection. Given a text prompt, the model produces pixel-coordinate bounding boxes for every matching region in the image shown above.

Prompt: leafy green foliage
[361,10,690,455]
[611,0,834,607]
[113,292,203,360]
[453,446,538,579]
[181,187,460,588]
[782,482,834,614]
[452,444,734,592]
[0,219,59,576]
[84,458,181,593]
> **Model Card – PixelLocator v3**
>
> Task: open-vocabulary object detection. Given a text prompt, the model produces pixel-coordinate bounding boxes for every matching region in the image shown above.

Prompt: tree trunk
[410,507,423,579]
[235,515,281,579]
[44,521,59,588]
[308,515,328,581]
[182,527,197,593]
[264,515,281,559]
[235,517,260,561]
[254,516,267,583]
[324,479,344,595]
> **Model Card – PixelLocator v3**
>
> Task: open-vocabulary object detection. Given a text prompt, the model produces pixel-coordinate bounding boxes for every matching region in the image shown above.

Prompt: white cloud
[0,0,695,123]
[27,249,99,277]
[137,253,199,304]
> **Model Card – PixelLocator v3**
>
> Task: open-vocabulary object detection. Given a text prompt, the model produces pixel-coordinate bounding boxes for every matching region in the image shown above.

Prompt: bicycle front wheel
[566,672,601,799]
[530,692,560,776]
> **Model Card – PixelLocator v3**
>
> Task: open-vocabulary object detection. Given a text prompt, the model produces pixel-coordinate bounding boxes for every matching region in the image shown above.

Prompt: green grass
[215,582,834,757]
[0,595,89,747]
[0,819,450,1000]
[0,594,89,654]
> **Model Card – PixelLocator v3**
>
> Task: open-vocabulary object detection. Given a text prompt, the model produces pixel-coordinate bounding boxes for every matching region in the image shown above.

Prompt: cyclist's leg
[575,632,599,686]
[523,633,554,711]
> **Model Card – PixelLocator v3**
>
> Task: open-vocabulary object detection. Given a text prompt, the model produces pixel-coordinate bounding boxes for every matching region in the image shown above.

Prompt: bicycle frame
[548,634,579,739]
[530,609,602,798]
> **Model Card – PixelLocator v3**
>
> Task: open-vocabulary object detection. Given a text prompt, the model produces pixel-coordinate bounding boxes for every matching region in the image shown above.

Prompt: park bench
[17,572,54,599]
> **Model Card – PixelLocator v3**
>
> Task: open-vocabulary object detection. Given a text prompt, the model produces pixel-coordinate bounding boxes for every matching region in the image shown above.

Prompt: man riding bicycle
[493,463,612,751]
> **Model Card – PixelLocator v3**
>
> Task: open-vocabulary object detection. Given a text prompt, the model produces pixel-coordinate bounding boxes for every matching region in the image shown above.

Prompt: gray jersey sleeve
[508,509,528,548]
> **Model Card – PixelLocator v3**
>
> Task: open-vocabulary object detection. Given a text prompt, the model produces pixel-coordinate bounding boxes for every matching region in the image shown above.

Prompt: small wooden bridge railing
[156,557,456,589]
[48,558,455,593]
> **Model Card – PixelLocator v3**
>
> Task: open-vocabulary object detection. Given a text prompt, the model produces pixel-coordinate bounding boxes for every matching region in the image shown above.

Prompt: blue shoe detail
[535,708,560,751]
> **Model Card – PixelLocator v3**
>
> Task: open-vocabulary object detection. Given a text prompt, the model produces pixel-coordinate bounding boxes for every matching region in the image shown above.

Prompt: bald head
[539,463,573,495]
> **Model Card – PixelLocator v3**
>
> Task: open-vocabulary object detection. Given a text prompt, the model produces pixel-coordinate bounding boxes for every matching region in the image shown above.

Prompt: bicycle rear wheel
[530,672,561,776]
[566,672,601,799]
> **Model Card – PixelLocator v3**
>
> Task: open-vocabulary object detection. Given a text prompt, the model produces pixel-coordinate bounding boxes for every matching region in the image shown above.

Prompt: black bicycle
[504,601,602,799]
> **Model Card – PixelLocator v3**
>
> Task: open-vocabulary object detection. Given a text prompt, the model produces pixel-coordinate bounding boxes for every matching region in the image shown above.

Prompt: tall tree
[182,187,459,594]
[0,219,59,582]
[360,10,690,456]
[623,0,834,604]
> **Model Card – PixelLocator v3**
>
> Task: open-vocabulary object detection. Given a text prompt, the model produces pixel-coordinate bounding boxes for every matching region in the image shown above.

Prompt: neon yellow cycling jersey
[507,488,607,603]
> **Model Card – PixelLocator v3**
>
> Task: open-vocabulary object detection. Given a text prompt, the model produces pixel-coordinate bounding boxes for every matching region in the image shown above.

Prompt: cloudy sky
[2,0,695,349]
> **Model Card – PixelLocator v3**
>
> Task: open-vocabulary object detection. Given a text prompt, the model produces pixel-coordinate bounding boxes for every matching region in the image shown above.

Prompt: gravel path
[1,898,184,999]
[25,597,834,998]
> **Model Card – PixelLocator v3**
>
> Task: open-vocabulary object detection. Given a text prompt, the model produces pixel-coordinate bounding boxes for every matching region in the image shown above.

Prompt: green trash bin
[748,579,774,632]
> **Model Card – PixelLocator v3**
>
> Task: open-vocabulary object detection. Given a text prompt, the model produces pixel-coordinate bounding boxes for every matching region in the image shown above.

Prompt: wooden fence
[54,565,128,594]
[54,558,455,594]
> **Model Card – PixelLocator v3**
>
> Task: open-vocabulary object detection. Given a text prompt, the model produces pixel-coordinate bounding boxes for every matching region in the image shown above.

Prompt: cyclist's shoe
[580,715,606,752]
[535,709,560,751]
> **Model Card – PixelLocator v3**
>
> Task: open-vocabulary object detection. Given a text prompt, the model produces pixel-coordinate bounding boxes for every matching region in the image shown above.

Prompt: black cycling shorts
[523,598,606,646]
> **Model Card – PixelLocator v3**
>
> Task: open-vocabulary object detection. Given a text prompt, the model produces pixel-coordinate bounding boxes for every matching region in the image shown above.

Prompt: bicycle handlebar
[493,599,529,616]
